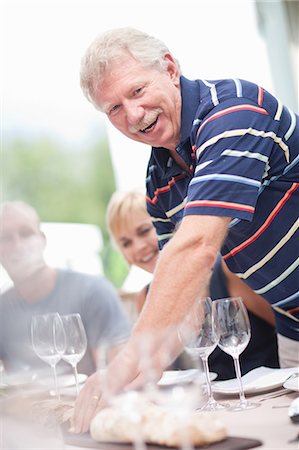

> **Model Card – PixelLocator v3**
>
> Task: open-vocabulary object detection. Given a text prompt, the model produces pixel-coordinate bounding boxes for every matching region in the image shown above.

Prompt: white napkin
[212,366,298,393]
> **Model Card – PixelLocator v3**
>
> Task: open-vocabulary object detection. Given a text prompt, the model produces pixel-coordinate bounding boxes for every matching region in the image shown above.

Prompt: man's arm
[73,214,230,432]
[135,215,230,332]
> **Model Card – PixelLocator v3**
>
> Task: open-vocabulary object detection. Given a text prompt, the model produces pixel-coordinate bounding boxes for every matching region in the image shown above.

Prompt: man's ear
[40,231,47,249]
[163,53,180,86]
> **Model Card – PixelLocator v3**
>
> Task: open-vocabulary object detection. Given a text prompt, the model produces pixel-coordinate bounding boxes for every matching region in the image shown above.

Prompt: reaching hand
[72,370,106,433]
[72,330,175,433]
[72,341,143,433]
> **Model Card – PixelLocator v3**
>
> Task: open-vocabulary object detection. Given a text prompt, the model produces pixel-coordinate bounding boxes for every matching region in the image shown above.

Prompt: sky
[2,0,274,190]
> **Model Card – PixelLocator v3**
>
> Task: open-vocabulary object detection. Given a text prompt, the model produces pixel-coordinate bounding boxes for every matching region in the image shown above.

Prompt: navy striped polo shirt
[146,76,299,340]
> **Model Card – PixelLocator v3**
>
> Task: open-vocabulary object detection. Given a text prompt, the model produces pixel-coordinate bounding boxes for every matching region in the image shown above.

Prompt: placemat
[63,429,262,450]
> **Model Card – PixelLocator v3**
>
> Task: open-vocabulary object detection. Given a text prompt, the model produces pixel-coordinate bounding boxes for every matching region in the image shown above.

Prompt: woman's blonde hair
[106,190,148,244]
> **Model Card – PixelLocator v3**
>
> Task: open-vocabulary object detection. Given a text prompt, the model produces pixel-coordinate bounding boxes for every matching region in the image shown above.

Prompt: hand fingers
[124,372,146,392]
[73,373,102,433]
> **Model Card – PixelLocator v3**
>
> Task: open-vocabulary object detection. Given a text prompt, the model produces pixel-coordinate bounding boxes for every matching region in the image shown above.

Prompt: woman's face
[114,211,159,273]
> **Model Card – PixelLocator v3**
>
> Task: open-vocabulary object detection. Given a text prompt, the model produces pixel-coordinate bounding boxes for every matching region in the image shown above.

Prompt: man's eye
[109,105,120,115]
[140,227,151,235]
[134,87,143,95]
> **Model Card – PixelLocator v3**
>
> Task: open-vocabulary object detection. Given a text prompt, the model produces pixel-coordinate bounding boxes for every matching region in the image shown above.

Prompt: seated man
[106,190,279,380]
[0,201,130,376]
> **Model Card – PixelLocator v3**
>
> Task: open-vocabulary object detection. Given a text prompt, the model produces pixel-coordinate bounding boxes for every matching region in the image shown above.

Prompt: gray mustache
[128,108,162,134]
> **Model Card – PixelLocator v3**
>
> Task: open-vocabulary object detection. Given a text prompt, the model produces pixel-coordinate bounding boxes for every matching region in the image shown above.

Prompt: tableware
[153,380,206,450]
[283,372,299,392]
[258,388,291,402]
[179,297,229,411]
[110,390,147,450]
[289,397,299,424]
[31,313,66,400]
[63,429,263,450]
[0,360,4,384]
[213,366,299,395]
[158,369,217,386]
[96,336,148,450]
[40,372,87,388]
[60,314,87,395]
[139,326,203,450]
[48,373,88,397]
[0,372,36,390]
[214,297,259,411]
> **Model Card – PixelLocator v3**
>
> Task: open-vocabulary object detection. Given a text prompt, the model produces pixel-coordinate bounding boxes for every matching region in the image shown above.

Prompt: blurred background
[1,0,298,290]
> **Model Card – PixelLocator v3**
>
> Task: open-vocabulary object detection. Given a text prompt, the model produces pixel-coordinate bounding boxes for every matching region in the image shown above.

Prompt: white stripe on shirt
[202,79,219,106]
[196,128,290,163]
[237,220,299,279]
[255,257,299,295]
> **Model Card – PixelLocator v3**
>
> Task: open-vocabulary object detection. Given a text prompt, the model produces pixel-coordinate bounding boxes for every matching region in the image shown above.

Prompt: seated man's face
[0,208,45,279]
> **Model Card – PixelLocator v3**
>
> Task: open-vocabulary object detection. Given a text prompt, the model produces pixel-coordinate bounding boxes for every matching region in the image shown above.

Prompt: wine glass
[0,359,4,386]
[141,327,203,450]
[179,297,229,411]
[96,337,147,450]
[60,314,87,395]
[31,313,66,400]
[214,297,260,411]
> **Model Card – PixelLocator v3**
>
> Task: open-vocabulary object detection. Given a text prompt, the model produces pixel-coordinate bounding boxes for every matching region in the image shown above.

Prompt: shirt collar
[179,75,201,143]
[151,75,201,177]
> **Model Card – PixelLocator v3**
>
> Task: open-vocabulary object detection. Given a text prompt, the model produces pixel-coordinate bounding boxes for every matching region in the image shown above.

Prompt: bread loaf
[90,402,226,447]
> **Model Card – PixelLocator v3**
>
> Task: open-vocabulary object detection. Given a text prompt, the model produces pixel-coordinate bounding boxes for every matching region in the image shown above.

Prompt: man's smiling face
[95,53,182,151]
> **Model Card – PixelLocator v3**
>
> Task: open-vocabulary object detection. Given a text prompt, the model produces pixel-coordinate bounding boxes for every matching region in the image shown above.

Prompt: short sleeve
[80,276,131,349]
[185,99,279,221]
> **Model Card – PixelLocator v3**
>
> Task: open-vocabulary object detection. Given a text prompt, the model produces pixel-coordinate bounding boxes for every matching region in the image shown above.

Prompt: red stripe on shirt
[223,182,299,260]
[146,173,186,205]
[185,200,254,213]
[258,86,264,106]
[196,104,269,138]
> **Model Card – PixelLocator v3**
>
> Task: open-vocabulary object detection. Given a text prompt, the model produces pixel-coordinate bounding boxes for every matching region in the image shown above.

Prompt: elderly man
[74,27,299,432]
[0,201,130,376]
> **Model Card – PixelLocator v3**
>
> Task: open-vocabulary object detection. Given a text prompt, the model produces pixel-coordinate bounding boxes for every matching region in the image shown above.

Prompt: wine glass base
[200,400,230,411]
[228,400,260,411]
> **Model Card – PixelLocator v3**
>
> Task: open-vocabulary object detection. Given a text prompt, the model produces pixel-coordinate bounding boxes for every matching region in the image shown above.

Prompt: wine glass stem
[179,415,194,450]
[134,432,147,450]
[52,364,60,401]
[132,416,147,450]
[233,357,246,403]
[73,364,79,395]
[202,357,214,401]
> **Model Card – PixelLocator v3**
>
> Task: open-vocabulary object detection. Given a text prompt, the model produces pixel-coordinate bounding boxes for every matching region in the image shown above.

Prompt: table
[214,390,299,450]
[1,385,298,449]
[64,389,299,450]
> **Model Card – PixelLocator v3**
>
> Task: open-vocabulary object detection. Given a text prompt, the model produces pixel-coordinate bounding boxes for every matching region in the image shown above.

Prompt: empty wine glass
[179,297,228,411]
[214,297,260,411]
[31,313,66,400]
[96,337,147,450]
[141,327,203,450]
[0,359,4,386]
[60,314,87,395]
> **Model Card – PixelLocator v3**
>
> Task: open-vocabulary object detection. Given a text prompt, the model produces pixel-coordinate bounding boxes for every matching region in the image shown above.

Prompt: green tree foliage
[2,135,128,287]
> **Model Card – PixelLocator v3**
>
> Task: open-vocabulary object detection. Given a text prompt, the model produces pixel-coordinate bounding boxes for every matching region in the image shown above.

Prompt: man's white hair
[80,27,181,110]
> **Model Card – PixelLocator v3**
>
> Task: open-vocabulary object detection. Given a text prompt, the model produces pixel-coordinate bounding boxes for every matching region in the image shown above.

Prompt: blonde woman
[106,190,279,380]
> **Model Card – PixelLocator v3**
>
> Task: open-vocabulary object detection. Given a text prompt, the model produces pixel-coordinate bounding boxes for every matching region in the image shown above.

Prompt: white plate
[283,374,299,392]
[212,366,299,395]
[37,373,87,388]
[0,372,36,389]
[158,369,217,386]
